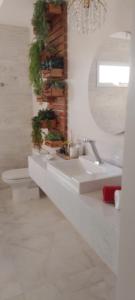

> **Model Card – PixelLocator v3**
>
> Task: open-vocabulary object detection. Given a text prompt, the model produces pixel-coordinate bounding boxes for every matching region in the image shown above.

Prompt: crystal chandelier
[68,0,107,34]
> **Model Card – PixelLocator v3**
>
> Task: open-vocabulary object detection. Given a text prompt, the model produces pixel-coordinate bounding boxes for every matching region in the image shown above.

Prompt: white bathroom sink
[47,156,122,194]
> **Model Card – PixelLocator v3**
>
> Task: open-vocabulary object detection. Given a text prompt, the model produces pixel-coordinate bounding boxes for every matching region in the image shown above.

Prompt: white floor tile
[0,189,116,300]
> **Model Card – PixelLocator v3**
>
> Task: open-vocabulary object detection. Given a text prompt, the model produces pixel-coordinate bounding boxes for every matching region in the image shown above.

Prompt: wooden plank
[49,24,62,37]
[49,34,64,44]
[40,4,67,140]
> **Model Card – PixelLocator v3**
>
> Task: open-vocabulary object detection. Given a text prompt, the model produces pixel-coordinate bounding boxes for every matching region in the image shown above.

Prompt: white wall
[68,0,134,165]
[0,25,32,188]
[117,3,135,298]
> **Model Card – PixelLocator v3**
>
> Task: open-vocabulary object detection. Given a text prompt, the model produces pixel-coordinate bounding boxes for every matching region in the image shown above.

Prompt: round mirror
[89,31,131,135]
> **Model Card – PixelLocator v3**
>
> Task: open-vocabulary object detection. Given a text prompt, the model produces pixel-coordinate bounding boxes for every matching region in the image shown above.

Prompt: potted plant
[44,79,65,97]
[45,131,64,147]
[42,56,64,78]
[32,116,43,150]
[32,0,49,41]
[38,108,57,129]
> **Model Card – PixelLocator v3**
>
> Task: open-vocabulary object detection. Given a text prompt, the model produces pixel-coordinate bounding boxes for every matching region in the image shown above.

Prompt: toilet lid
[2,168,29,181]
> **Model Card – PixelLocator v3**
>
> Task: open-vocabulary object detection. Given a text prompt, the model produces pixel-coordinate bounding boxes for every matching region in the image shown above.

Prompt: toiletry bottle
[69,142,78,159]
[76,139,84,156]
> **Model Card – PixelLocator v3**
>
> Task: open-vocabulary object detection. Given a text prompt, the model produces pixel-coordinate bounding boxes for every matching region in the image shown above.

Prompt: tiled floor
[0,189,116,300]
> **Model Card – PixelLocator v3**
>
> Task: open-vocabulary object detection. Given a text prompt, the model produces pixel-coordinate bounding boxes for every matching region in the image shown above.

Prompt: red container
[103,186,121,204]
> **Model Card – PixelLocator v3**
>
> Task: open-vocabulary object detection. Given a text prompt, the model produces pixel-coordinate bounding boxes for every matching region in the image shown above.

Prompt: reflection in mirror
[97,62,130,87]
[89,31,131,135]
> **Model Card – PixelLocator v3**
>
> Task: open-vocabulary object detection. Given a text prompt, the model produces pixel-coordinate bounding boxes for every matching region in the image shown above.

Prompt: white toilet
[2,168,39,201]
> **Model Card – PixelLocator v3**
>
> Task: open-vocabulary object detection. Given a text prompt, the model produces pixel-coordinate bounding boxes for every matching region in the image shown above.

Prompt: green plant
[40,44,57,62]
[32,116,43,149]
[29,40,44,95]
[45,79,65,89]
[45,131,64,141]
[42,56,64,69]
[32,0,49,41]
[32,0,65,41]
[38,109,57,120]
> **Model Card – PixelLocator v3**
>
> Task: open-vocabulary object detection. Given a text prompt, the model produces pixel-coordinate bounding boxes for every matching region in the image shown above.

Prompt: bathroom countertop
[29,155,120,274]
[31,154,120,218]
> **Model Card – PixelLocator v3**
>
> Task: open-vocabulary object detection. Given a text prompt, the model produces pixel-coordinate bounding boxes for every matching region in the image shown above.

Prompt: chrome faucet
[83,138,103,164]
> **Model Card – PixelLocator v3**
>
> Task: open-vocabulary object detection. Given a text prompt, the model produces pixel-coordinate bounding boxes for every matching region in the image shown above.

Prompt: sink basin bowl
[47,156,122,194]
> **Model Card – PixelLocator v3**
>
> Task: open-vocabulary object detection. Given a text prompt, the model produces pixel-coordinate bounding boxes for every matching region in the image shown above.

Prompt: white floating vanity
[28,154,121,274]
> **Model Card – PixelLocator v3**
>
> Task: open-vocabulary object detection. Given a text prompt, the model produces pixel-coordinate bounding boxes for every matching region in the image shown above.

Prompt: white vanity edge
[28,155,120,275]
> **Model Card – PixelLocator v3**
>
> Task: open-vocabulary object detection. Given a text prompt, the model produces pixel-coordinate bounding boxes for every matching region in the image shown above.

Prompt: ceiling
[0,0,35,27]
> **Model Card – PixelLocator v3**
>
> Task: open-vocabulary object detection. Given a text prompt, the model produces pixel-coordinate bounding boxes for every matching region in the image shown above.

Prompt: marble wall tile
[0,25,32,188]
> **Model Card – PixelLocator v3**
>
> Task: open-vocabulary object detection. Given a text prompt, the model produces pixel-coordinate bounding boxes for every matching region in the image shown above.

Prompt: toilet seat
[2,168,30,183]
[2,168,39,202]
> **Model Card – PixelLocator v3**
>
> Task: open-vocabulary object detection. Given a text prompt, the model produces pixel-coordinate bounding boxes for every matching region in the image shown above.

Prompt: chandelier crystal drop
[68,0,107,34]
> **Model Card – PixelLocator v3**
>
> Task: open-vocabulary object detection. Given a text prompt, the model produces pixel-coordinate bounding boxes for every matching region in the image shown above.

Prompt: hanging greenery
[30,0,66,149]
[32,0,64,41]
[29,40,44,95]
[32,0,49,42]
[32,116,43,149]
[29,0,65,96]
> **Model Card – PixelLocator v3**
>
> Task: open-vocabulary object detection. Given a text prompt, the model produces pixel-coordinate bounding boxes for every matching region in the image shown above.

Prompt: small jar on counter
[69,143,78,159]
[75,140,84,156]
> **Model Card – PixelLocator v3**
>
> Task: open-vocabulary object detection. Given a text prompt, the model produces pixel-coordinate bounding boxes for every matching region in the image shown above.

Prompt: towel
[115,190,121,210]
[103,186,121,204]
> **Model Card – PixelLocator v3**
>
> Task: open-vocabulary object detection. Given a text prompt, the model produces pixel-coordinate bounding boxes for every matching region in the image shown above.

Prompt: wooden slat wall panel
[48,4,67,138]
